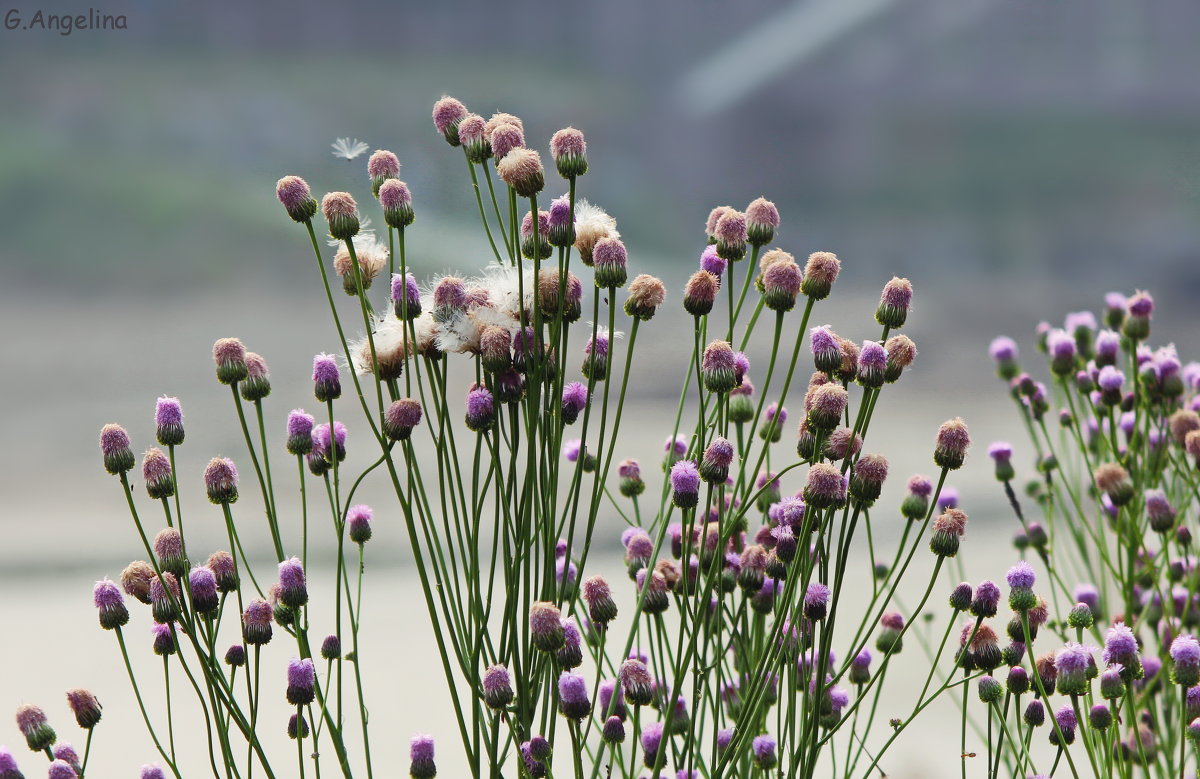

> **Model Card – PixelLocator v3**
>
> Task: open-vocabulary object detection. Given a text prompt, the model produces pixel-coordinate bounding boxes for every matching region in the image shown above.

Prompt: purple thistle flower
[286,409,316,456]
[530,602,565,652]
[751,734,777,769]
[15,704,55,752]
[347,504,373,545]
[670,460,701,509]
[804,583,830,621]
[188,566,219,615]
[1050,705,1077,746]
[810,326,841,373]
[92,578,129,630]
[312,353,341,402]
[971,580,1000,618]
[1055,643,1093,694]
[204,457,239,504]
[410,734,436,779]
[934,417,971,470]
[1102,623,1141,678]
[464,386,496,433]
[908,474,934,498]
[746,197,779,245]
[277,557,307,609]
[620,658,654,706]
[640,721,665,764]
[876,276,913,328]
[47,760,76,779]
[1006,561,1035,589]
[1172,635,1200,686]
[212,337,249,384]
[803,463,846,510]
[286,658,316,705]
[154,396,184,446]
[483,664,514,710]
[275,175,317,222]
[561,382,588,425]
[857,340,888,387]
[379,180,415,228]
[700,245,726,277]
[391,273,421,319]
[99,423,135,475]
[151,621,176,656]
[242,599,273,646]
[557,671,591,720]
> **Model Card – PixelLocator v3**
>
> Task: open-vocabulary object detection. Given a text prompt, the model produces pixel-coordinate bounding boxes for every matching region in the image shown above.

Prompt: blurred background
[2,0,1199,775]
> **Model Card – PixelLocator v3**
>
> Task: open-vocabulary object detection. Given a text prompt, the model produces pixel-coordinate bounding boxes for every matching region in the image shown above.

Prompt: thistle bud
[143,448,175,500]
[154,396,184,446]
[804,463,846,510]
[64,689,101,730]
[432,96,467,145]
[1023,699,1044,727]
[1054,643,1092,695]
[557,671,591,720]
[761,259,802,312]
[239,352,271,402]
[482,664,514,710]
[550,127,588,178]
[989,336,1019,380]
[497,148,544,198]
[592,236,628,288]
[803,583,830,621]
[277,557,307,610]
[150,621,175,656]
[901,474,933,520]
[149,572,180,624]
[286,658,315,706]
[204,457,239,505]
[1006,666,1030,695]
[624,274,666,320]
[1171,635,1200,687]
[683,270,719,317]
[849,454,888,505]
[876,611,905,654]
[617,459,645,498]
[930,419,971,472]
[1122,291,1153,341]
[581,331,610,381]
[806,383,847,433]
[99,424,135,476]
[1048,706,1076,746]
[1005,561,1036,611]
[321,191,359,241]
[729,378,755,424]
[800,252,840,300]
[409,735,437,779]
[530,602,564,652]
[1094,463,1134,506]
[384,399,423,442]
[242,599,273,646]
[465,387,496,432]
[977,675,1002,704]
[949,582,973,611]
[189,566,219,616]
[714,210,747,262]
[1089,703,1111,731]
[152,528,186,577]
[377,179,416,230]
[276,175,317,223]
[745,197,779,247]
[670,460,701,509]
[225,645,246,668]
[875,277,913,329]
[196,553,234,597]
[751,734,777,770]
[92,578,128,630]
[700,340,738,394]
[619,658,654,706]
[601,715,625,744]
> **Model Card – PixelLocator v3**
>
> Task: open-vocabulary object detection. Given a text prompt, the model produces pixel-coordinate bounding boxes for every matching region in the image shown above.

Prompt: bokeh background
[3,0,1200,776]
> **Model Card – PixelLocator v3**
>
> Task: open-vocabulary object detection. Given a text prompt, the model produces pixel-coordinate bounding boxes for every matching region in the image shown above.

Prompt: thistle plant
[943,290,1200,778]
[5,98,987,778]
